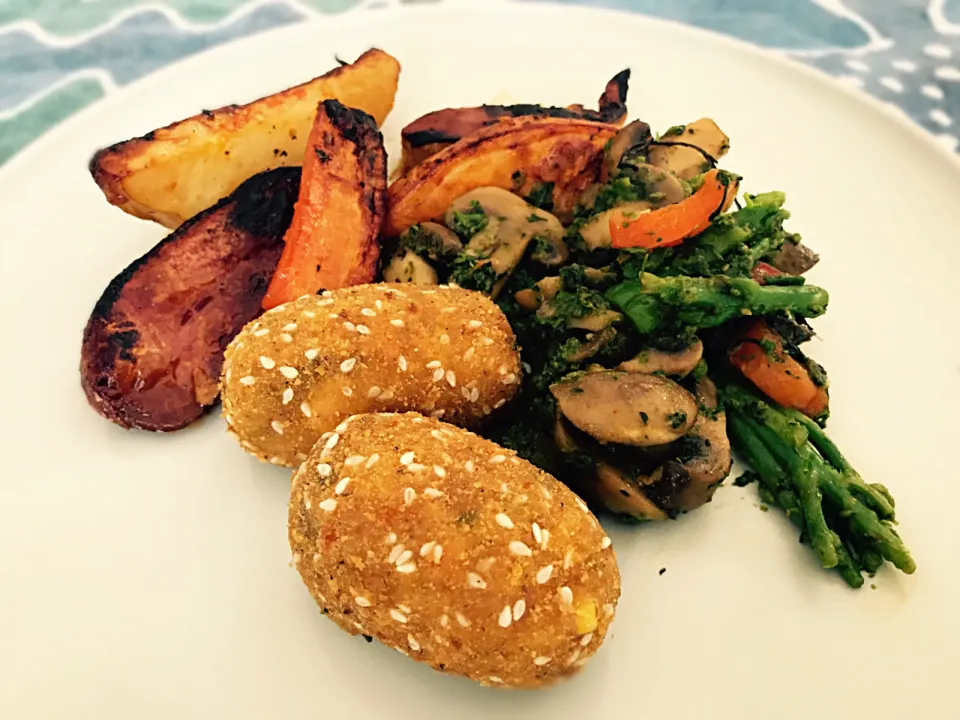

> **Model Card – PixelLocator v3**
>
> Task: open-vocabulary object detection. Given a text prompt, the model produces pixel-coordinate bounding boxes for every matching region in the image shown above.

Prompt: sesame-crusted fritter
[288,412,621,689]
[220,284,522,467]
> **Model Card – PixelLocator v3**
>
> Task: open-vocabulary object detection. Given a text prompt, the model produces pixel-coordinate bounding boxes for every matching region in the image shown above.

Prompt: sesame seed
[540,486,552,501]
[375,300,384,310]
[398,604,412,614]
[440,334,450,345]
[282,388,294,405]
[385,533,397,544]
[403,487,416,505]
[482,337,493,346]
[581,632,594,646]
[575,497,589,513]
[329,313,339,319]
[319,498,337,512]
[498,606,513,628]
[335,419,351,433]
[400,451,415,465]
[316,463,332,477]
[534,656,552,666]
[280,333,293,343]
[397,563,416,574]
[367,386,381,399]
[395,550,413,566]
[388,545,405,564]
[532,522,543,545]
[305,348,319,360]
[389,609,408,624]
[536,565,553,584]
[445,370,456,387]
[379,389,394,400]
[468,320,483,328]
[303,310,316,318]
[420,541,436,557]
[433,465,446,478]
[470,388,480,403]
[344,455,366,467]
[513,599,526,621]
[441,306,456,313]
[341,387,353,397]
[495,513,514,529]
[430,410,446,420]
[365,454,380,469]
[540,528,550,550]
[432,368,444,382]
[563,548,574,570]
[433,545,443,563]
[509,541,532,557]
[490,454,507,464]
[455,612,471,627]
[431,430,445,441]
[465,460,475,472]
[487,676,503,684]
[323,433,339,453]
[601,536,612,550]
[423,487,444,498]
[407,463,426,472]
[355,596,371,607]
[259,356,275,369]
[603,603,615,618]
[361,308,376,317]
[460,386,471,399]
[467,573,487,589]
[300,402,312,417]
[344,321,356,332]
[239,376,255,386]
[568,649,581,665]
[407,635,421,651]
[340,358,357,373]
[390,319,405,328]
[254,328,270,337]
[271,420,284,434]
[494,399,507,409]
[426,360,442,369]
[278,366,298,380]
[463,347,475,360]
[559,586,573,606]
[439,614,449,627]
[357,325,371,335]
[334,478,351,495]
[503,373,517,385]
[397,355,408,372]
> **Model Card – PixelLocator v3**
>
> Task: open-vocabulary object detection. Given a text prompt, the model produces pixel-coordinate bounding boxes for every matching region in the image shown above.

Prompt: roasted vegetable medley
[380,117,915,588]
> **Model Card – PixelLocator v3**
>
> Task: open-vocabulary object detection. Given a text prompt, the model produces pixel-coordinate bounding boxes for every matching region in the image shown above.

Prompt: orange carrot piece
[729,320,828,418]
[609,169,732,249]
[262,99,386,310]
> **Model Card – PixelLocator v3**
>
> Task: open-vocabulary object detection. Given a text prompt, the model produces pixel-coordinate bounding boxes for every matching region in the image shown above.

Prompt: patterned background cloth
[1,0,959,167]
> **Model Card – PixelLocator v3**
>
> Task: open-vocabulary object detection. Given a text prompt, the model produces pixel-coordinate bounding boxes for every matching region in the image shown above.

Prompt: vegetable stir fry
[380,116,914,588]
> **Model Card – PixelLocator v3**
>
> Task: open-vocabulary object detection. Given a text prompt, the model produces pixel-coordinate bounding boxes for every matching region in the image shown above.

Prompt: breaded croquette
[220,284,522,467]
[288,412,621,689]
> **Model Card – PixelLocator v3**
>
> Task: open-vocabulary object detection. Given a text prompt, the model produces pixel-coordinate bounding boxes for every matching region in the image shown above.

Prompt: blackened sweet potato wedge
[398,69,629,175]
[261,99,386,310]
[80,167,300,431]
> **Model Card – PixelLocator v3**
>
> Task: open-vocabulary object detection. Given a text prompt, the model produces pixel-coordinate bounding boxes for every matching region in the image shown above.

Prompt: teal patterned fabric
[2,0,958,166]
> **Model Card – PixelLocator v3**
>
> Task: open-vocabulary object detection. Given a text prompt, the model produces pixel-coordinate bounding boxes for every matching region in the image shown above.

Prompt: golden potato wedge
[385,116,616,237]
[90,48,400,228]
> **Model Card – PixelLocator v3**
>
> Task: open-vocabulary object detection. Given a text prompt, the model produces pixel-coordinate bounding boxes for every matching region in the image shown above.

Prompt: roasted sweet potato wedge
[90,48,399,229]
[261,99,387,310]
[386,116,617,237]
[80,167,300,431]
[398,69,629,175]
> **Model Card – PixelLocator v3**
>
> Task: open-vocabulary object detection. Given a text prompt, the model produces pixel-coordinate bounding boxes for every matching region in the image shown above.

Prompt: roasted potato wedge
[90,48,400,228]
[386,116,617,236]
[398,69,629,175]
[80,167,300,431]
[262,99,387,309]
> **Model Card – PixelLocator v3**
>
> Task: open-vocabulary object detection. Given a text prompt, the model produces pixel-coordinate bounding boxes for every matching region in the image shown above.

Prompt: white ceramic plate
[2,4,959,719]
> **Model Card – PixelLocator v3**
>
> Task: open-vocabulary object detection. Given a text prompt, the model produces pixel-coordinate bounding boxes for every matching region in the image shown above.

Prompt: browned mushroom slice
[596,462,668,521]
[617,338,703,377]
[649,118,730,180]
[550,371,698,447]
[767,237,820,275]
[564,327,618,363]
[567,309,622,332]
[382,250,439,285]
[603,119,652,180]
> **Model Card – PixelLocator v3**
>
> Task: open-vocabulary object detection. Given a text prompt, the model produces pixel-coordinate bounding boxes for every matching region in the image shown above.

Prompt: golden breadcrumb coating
[220,284,521,467]
[288,412,621,689]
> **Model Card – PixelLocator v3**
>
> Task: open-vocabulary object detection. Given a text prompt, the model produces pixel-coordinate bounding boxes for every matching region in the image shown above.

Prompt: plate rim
[1,1,959,182]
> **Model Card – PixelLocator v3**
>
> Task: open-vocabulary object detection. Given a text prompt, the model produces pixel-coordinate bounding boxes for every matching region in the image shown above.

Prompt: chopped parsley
[666,411,688,429]
[447,254,498,293]
[527,213,547,223]
[450,200,488,239]
[525,182,555,211]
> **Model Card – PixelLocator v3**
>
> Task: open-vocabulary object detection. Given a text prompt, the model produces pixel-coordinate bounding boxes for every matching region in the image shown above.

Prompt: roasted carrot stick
[728,320,828,418]
[608,169,735,249]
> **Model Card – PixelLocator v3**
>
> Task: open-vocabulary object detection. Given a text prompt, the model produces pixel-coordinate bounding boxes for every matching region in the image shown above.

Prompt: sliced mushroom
[617,338,703,377]
[567,309,622,332]
[550,370,698,447]
[579,201,650,250]
[382,250,439,285]
[767,237,820,275]
[444,187,568,297]
[648,118,730,180]
[399,221,463,261]
[565,326,618,363]
[553,412,583,454]
[603,119,652,180]
[595,462,668,521]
